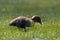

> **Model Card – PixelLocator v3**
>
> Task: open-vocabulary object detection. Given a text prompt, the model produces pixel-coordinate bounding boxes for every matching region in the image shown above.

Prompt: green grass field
[0,0,60,40]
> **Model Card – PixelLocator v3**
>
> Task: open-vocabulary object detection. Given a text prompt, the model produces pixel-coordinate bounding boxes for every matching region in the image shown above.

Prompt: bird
[9,15,42,31]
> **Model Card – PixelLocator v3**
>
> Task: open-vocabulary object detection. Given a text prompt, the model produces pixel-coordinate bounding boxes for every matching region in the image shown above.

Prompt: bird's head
[32,15,43,24]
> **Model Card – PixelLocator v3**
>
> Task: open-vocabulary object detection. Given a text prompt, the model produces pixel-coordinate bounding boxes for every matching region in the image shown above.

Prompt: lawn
[0,0,60,40]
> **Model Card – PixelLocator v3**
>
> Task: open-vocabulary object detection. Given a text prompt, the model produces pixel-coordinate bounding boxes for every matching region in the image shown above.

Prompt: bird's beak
[39,21,43,25]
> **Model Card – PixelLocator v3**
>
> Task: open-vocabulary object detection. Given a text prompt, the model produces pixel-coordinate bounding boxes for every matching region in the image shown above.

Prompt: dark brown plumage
[9,16,33,28]
[9,15,42,31]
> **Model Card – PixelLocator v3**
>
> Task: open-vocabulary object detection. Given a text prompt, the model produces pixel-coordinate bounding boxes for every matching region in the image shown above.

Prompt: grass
[0,0,60,40]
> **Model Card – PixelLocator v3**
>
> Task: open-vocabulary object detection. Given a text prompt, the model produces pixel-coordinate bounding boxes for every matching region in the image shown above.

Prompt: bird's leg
[23,27,27,32]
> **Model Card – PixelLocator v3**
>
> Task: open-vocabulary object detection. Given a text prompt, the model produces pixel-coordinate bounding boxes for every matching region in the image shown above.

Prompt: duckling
[9,15,42,31]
